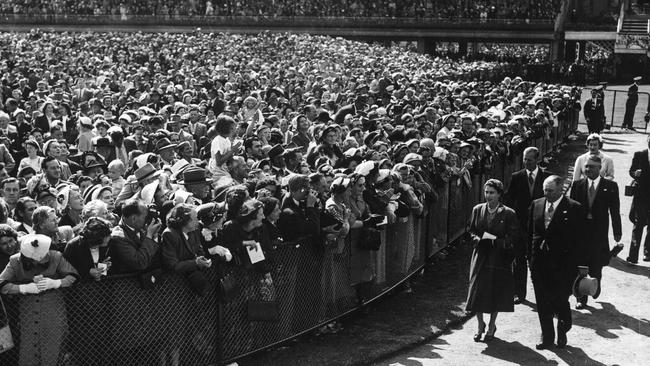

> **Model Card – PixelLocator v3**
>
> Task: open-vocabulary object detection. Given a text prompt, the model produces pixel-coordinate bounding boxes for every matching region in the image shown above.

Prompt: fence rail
[581,88,650,133]
[0,111,579,366]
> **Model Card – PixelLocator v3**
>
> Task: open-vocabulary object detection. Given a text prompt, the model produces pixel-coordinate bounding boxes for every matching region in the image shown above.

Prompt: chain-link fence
[0,111,579,366]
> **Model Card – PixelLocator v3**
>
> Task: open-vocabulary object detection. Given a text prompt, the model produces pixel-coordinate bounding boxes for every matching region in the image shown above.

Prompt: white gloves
[35,278,61,291]
[19,283,40,295]
[208,245,232,262]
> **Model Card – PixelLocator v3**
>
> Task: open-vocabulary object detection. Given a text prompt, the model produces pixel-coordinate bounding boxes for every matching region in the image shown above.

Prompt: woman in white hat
[0,234,78,366]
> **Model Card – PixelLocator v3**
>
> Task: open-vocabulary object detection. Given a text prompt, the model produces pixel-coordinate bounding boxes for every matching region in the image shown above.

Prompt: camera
[145,204,159,225]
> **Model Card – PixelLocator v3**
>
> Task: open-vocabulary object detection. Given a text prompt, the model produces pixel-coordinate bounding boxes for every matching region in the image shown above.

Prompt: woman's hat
[238,199,263,218]
[57,185,72,211]
[35,185,57,202]
[196,202,227,226]
[572,266,599,298]
[20,233,51,261]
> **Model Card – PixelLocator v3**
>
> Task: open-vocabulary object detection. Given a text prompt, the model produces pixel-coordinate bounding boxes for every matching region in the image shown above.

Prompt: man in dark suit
[627,134,650,263]
[278,175,323,331]
[123,125,149,153]
[528,175,586,349]
[334,94,366,125]
[109,199,162,274]
[569,155,621,308]
[504,147,552,304]
[621,76,640,131]
[583,89,605,134]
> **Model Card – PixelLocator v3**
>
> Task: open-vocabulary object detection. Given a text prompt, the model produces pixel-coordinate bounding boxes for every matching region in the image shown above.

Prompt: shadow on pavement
[572,301,650,339]
[600,148,629,154]
[481,339,558,365]
[608,257,650,279]
[380,339,449,365]
[549,345,609,366]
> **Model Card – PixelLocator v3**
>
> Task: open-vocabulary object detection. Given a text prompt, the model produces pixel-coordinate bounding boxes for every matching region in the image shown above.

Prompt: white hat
[20,234,51,261]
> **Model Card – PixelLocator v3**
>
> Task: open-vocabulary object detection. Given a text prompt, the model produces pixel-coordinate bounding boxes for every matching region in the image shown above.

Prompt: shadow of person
[549,345,608,366]
[383,339,449,365]
[608,257,650,279]
[571,301,650,339]
[600,148,628,154]
[481,339,559,365]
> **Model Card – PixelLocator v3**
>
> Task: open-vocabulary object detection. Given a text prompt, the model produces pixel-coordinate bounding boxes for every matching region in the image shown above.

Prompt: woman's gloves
[20,277,62,294]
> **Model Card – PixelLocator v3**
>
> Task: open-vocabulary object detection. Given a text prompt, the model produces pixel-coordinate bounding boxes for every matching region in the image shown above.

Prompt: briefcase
[625,181,637,197]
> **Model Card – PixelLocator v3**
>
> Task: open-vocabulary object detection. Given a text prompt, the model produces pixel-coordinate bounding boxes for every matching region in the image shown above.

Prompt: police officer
[622,76,641,131]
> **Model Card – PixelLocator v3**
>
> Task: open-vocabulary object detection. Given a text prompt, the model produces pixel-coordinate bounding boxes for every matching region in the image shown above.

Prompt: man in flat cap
[622,76,641,131]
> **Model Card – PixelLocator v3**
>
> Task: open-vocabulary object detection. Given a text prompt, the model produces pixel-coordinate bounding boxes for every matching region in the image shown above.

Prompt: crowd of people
[0,0,562,20]
[0,29,584,364]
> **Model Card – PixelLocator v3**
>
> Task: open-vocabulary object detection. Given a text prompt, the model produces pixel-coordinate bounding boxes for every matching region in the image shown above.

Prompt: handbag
[246,300,279,322]
[359,227,382,251]
[0,298,14,354]
[247,279,279,321]
[625,180,637,197]
[217,271,240,303]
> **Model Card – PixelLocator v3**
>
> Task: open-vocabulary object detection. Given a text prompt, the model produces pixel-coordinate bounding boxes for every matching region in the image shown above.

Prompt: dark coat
[528,196,586,296]
[466,203,519,313]
[108,221,160,274]
[63,236,110,281]
[333,103,358,125]
[570,178,622,267]
[161,228,205,274]
[630,149,650,208]
[278,194,321,252]
[584,98,605,130]
[34,115,52,133]
[505,168,553,225]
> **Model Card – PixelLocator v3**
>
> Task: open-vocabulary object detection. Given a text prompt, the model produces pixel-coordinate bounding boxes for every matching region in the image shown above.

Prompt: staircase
[620,17,649,34]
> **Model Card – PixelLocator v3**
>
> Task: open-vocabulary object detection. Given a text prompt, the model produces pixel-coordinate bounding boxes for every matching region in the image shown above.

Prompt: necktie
[588,181,596,218]
[545,202,554,229]
[528,172,535,195]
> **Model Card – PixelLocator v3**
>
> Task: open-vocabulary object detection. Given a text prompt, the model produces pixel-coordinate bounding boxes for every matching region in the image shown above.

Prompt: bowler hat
[572,266,599,298]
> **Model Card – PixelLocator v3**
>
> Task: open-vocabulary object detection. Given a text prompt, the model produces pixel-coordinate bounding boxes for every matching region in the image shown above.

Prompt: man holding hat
[528,175,586,349]
[622,76,641,131]
[569,155,621,308]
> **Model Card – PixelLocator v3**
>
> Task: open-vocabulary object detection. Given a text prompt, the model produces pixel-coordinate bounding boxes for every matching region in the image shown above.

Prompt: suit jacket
[630,149,650,207]
[569,178,622,266]
[504,168,552,225]
[190,122,207,144]
[34,115,52,133]
[278,194,321,252]
[0,144,15,174]
[583,98,604,124]
[124,136,149,153]
[108,221,160,274]
[161,228,205,274]
[63,236,110,281]
[528,196,585,294]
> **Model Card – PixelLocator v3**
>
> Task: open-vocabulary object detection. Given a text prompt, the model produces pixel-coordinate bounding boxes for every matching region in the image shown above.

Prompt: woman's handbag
[359,227,382,251]
[247,280,279,322]
[217,266,240,303]
[0,298,14,354]
[625,180,637,197]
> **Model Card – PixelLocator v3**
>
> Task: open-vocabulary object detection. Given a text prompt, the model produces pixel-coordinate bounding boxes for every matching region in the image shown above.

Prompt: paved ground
[378,128,650,366]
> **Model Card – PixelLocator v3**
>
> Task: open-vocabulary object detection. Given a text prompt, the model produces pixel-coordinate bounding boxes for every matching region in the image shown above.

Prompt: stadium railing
[0,110,579,365]
[0,14,554,29]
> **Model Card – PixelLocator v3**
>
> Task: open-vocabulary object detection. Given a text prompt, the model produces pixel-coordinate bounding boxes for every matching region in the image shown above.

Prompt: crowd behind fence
[0,110,579,366]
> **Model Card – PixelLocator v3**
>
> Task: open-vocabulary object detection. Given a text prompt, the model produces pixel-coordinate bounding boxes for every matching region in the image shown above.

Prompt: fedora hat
[134,163,161,184]
[155,138,176,153]
[178,166,211,186]
[573,266,599,298]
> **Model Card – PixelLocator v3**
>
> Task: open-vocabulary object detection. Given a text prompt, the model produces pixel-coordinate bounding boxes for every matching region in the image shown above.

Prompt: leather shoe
[535,342,553,350]
[626,258,638,264]
[514,296,524,304]
[643,256,650,262]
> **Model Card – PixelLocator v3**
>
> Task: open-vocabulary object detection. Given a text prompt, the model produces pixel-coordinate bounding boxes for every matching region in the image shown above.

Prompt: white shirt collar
[546,195,563,209]
[526,166,539,178]
[588,176,601,188]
